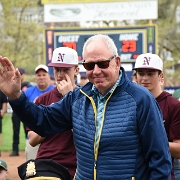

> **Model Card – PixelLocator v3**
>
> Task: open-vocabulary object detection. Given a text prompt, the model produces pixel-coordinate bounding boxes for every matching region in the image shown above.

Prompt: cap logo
[26,161,36,178]
[58,53,65,62]
[143,57,151,65]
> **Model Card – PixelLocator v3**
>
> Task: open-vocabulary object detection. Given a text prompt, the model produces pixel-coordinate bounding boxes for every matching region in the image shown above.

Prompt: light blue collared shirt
[91,70,122,146]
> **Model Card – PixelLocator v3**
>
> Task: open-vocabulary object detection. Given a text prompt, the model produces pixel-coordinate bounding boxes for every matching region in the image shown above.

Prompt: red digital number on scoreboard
[62,42,77,50]
[121,40,136,52]
[62,42,82,60]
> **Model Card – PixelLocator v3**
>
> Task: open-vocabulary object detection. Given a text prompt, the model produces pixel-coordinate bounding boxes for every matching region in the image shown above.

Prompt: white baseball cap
[35,64,49,73]
[48,47,78,68]
[133,53,163,71]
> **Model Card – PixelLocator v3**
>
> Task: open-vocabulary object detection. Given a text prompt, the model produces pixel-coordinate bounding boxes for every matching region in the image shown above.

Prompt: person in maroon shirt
[28,47,80,178]
[133,53,180,180]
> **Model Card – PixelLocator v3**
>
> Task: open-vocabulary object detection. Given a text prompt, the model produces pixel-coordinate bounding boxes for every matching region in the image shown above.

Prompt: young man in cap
[133,53,180,180]
[28,47,79,178]
[25,65,54,160]
[0,160,9,180]
[10,68,32,157]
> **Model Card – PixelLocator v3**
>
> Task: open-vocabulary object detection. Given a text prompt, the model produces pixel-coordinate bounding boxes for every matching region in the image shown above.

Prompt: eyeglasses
[82,55,116,70]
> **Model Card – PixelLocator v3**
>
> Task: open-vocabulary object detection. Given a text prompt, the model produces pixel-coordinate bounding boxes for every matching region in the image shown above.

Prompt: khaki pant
[25,139,40,160]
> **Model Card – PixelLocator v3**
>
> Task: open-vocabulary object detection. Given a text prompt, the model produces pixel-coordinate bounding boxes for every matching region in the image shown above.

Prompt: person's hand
[0,56,21,99]
[56,74,73,96]
[0,111,4,118]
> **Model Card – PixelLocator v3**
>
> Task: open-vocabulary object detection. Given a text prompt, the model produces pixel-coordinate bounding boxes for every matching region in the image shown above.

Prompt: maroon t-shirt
[156,91,180,180]
[35,87,76,177]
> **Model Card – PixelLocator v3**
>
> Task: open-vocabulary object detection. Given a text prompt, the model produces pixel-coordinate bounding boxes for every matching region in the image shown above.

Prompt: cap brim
[132,66,161,71]
[0,165,7,171]
[35,68,48,73]
[48,63,76,68]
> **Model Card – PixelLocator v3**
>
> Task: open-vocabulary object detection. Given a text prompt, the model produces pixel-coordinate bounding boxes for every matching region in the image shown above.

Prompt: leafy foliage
[0,0,44,74]
[156,0,180,86]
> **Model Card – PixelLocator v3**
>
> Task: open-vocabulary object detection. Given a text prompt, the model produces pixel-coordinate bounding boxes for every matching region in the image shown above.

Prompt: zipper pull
[94,160,97,169]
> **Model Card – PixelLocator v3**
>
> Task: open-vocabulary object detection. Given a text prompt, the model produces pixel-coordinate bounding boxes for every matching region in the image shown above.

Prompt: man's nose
[142,74,148,79]
[93,64,101,73]
[57,70,64,76]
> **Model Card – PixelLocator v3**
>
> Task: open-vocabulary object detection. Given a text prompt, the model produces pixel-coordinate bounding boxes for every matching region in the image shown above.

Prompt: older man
[0,35,172,179]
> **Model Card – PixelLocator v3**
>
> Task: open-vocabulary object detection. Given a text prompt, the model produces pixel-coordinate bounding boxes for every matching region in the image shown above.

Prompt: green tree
[157,0,180,86]
[0,0,44,74]
[135,0,180,86]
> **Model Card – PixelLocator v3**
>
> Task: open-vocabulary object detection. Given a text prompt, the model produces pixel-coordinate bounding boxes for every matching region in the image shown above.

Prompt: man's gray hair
[82,34,118,59]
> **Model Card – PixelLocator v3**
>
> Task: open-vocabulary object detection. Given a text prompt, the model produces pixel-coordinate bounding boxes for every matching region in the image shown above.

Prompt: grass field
[1,113,26,151]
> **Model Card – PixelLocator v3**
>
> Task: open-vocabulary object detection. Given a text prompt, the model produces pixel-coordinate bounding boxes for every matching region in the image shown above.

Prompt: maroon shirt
[156,91,180,180]
[35,87,76,177]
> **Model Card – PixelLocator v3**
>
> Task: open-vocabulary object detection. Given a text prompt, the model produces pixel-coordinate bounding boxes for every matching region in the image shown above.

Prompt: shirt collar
[92,70,122,98]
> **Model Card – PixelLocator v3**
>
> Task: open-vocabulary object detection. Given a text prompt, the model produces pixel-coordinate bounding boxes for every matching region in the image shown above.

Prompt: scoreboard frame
[44,25,157,75]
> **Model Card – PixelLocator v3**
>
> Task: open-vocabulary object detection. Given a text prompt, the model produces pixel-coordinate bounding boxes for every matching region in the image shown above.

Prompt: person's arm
[9,91,73,137]
[28,131,45,147]
[169,140,180,158]
[168,102,180,158]
[1,102,7,117]
[28,93,46,147]
[136,95,171,179]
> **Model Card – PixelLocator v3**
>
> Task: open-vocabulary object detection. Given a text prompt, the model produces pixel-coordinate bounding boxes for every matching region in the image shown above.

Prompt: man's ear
[160,72,164,85]
[115,56,121,68]
[74,67,80,76]
[160,72,164,79]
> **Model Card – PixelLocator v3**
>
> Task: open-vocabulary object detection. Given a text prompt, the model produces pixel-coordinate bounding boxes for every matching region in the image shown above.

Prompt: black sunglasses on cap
[82,55,116,71]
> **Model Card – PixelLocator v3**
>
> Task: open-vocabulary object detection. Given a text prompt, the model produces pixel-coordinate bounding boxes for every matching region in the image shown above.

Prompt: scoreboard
[45,26,157,75]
